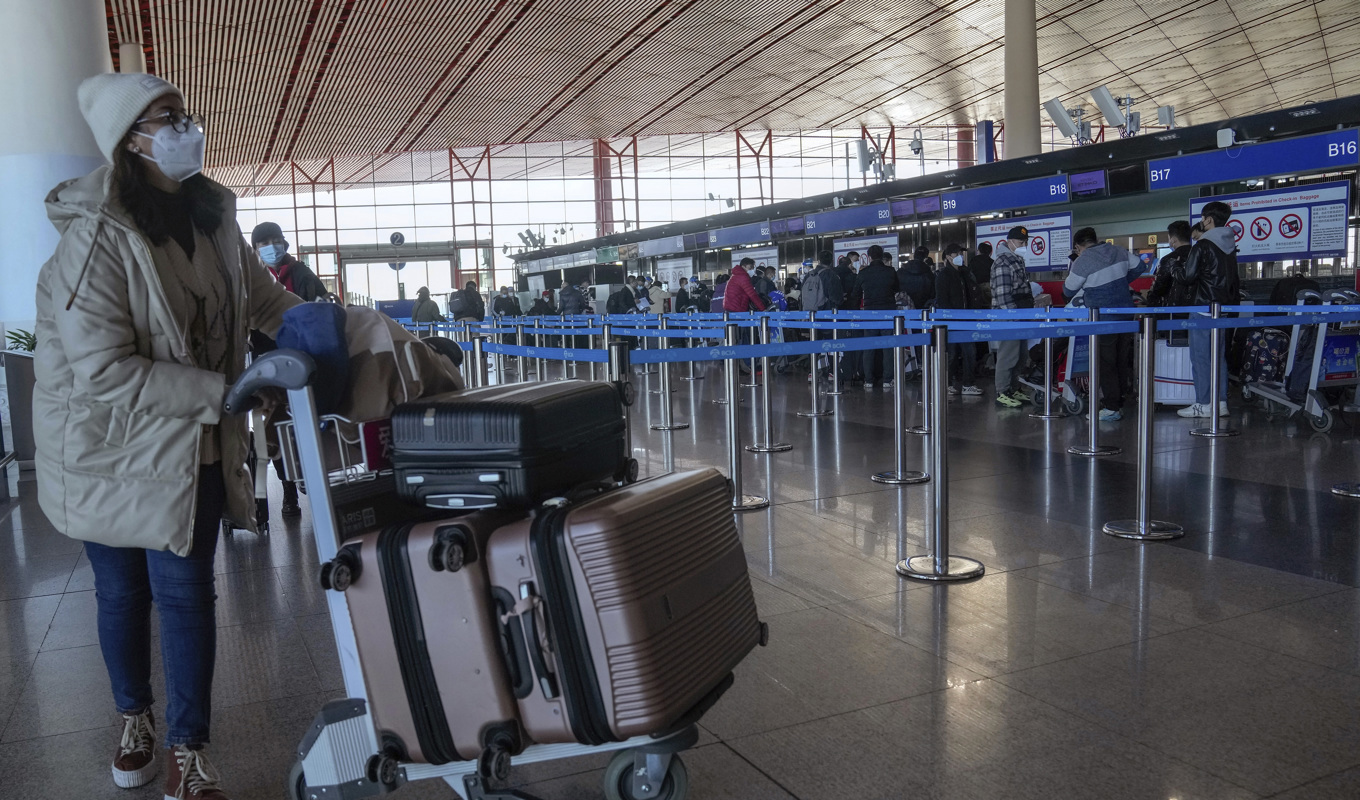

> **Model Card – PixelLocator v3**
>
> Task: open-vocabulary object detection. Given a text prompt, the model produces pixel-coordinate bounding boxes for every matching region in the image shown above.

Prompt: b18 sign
[1189,180,1350,262]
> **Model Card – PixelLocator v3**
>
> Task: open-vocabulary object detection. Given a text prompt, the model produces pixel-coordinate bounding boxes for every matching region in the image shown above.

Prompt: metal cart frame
[224,352,698,800]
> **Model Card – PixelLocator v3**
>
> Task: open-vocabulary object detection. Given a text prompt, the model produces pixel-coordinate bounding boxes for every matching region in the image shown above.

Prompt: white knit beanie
[77,73,185,163]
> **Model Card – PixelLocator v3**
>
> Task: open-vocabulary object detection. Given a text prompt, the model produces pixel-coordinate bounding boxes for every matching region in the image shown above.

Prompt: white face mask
[952,255,964,266]
[258,243,287,266]
[134,124,206,182]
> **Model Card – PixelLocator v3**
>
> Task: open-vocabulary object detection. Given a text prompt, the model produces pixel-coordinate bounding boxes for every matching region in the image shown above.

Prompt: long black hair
[111,134,224,245]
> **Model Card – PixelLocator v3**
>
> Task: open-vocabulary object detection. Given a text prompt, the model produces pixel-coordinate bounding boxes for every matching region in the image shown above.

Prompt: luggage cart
[224,351,698,800]
[1243,290,1360,433]
[222,408,271,535]
[1019,334,1087,415]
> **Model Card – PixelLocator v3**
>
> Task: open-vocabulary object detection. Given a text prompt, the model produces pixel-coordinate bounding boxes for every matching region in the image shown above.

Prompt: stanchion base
[1189,427,1240,438]
[1332,482,1360,498]
[746,442,792,453]
[905,426,930,436]
[1067,445,1122,457]
[896,555,986,582]
[797,409,833,417]
[1102,519,1185,540]
[871,470,930,485]
[650,423,690,431]
[1030,411,1069,420]
[733,494,770,511]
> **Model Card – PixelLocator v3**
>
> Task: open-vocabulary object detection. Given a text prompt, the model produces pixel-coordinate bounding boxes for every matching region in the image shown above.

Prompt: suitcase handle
[512,583,560,701]
[224,349,316,414]
[492,588,534,700]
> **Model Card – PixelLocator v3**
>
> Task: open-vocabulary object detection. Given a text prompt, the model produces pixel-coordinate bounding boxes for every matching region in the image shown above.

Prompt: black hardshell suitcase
[391,381,632,510]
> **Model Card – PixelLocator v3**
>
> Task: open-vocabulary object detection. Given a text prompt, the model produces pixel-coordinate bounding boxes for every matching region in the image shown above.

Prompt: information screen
[1070,170,1107,198]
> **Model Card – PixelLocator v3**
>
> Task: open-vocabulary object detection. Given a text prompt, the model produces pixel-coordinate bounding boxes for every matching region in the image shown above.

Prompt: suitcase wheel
[603,750,689,800]
[286,760,307,800]
[477,745,512,784]
[365,752,401,789]
[320,547,362,592]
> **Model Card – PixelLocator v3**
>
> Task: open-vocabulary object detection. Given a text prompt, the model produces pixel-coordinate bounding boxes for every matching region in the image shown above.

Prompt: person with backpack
[449,280,485,322]
[607,276,641,315]
[897,245,936,310]
[936,243,982,396]
[558,280,585,315]
[1147,221,1194,308]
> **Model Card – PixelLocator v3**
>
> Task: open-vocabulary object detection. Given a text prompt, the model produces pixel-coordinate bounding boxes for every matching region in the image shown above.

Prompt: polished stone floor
[3,361,1360,799]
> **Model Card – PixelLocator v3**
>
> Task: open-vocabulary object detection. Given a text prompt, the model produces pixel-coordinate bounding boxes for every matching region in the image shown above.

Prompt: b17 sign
[975,213,1073,272]
[1190,181,1350,262]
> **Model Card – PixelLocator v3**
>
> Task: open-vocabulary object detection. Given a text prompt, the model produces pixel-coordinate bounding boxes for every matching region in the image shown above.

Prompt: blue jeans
[1189,328,1229,405]
[85,465,224,748]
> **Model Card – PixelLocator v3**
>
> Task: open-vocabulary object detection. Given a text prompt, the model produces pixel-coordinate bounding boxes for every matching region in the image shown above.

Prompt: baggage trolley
[1018,335,1087,415]
[222,408,271,535]
[224,351,699,800]
[1243,290,1360,434]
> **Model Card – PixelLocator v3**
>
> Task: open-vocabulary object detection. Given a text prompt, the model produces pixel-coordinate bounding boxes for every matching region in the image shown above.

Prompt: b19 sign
[1189,181,1350,262]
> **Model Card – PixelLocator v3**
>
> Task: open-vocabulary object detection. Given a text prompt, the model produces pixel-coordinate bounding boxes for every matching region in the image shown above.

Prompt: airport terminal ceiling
[105,0,1359,192]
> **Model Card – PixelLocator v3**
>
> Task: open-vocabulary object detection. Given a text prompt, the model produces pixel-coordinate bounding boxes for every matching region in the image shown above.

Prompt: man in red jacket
[723,257,767,313]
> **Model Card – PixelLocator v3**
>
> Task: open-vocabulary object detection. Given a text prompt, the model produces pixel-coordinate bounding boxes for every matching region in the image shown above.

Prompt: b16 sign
[975,213,1073,272]
[1189,180,1350,262]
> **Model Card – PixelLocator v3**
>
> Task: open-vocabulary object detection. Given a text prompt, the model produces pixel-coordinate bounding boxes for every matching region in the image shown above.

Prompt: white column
[1003,0,1042,159]
[0,0,111,334]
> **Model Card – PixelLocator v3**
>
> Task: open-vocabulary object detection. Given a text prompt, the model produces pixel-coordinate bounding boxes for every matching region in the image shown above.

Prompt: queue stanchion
[725,322,769,510]
[681,312,703,382]
[747,315,791,453]
[533,319,546,381]
[470,336,487,388]
[648,318,668,395]
[650,318,689,432]
[826,311,844,396]
[514,323,527,382]
[1190,303,1238,438]
[607,340,637,479]
[1067,309,1122,457]
[713,312,732,405]
[908,314,931,436]
[740,317,760,388]
[1103,315,1184,540]
[798,311,833,418]
[1030,329,1067,420]
[872,316,929,485]
[898,325,985,581]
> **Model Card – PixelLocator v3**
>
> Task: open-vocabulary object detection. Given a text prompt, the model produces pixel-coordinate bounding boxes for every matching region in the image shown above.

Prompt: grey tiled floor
[3,366,1360,799]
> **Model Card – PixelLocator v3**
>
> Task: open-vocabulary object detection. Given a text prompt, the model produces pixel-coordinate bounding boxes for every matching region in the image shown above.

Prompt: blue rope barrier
[630,333,931,365]
[943,320,1139,344]
[929,308,1091,320]
[477,342,612,362]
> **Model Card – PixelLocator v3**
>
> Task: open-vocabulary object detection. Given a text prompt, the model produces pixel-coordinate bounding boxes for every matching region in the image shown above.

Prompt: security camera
[908,130,924,156]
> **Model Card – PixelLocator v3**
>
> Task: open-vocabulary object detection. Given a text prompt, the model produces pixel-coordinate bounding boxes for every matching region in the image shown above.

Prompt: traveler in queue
[898,245,935,310]
[936,243,983,396]
[558,279,585,315]
[847,245,899,390]
[1147,220,1194,308]
[1173,201,1240,418]
[608,276,641,315]
[449,280,485,321]
[492,286,522,317]
[990,226,1036,408]
[34,73,302,800]
[411,285,446,323]
[1064,226,1147,421]
[674,276,692,312]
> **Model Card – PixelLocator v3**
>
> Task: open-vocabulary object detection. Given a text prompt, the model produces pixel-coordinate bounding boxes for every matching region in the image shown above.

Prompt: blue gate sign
[803,202,892,234]
[940,174,1069,217]
[1149,128,1360,191]
[709,220,771,247]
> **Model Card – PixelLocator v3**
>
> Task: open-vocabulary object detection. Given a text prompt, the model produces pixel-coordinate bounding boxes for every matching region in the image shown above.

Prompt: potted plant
[3,329,36,468]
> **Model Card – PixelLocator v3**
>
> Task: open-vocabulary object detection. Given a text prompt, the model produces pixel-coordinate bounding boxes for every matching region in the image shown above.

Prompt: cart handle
[223,349,317,415]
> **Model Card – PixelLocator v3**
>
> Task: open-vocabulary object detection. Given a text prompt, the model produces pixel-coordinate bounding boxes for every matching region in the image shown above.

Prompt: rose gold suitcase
[331,511,530,771]
[486,467,766,745]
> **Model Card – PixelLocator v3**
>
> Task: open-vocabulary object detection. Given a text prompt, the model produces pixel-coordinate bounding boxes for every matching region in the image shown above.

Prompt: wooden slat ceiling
[107,0,1360,193]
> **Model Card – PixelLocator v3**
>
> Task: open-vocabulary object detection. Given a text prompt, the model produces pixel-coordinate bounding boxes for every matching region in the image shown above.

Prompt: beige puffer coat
[34,166,300,555]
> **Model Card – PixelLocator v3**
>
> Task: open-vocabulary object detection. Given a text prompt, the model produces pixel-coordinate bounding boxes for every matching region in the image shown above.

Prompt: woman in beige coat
[33,73,298,800]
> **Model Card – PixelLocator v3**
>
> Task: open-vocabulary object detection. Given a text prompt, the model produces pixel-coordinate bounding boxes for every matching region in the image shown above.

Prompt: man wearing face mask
[249,222,327,302]
[935,243,983,395]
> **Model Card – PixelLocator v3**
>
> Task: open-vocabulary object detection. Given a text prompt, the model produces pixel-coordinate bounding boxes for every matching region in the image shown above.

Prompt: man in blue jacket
[1064,227,1146,421]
